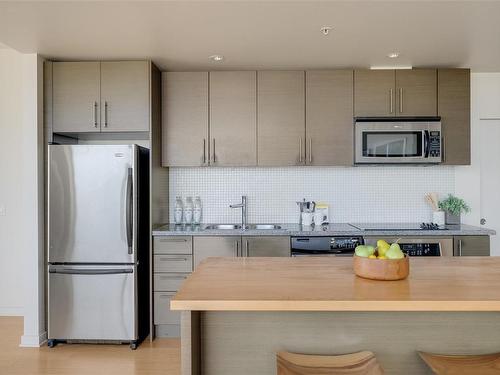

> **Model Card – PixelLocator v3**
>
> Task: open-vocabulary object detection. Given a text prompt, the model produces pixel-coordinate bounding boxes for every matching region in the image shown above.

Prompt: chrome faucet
[230,195,247,228]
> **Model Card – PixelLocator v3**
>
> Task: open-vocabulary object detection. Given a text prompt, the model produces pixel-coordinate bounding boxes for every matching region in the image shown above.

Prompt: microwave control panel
[428,131,441,157]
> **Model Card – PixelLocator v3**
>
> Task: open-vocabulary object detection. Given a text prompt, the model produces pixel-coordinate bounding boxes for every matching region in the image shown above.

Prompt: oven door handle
[424,130,430,158]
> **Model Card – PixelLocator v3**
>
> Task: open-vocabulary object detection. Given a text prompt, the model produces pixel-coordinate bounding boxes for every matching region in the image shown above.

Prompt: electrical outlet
[0,204,6,216]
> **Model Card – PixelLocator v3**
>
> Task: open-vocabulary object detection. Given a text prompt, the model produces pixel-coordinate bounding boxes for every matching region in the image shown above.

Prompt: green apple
[366,245,375,256]
[386,243,405,259]
[355,245,370,257]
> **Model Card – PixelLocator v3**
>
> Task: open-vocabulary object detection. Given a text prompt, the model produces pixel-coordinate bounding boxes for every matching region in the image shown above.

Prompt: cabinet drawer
[154,255,193,273]
[154,292,179,325]
[154,236,192,254]
[154,273,189,292]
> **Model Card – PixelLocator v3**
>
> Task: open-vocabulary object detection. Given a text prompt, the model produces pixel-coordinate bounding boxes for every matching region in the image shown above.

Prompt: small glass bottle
[174,196,183,225]
[184,196,194,224]
[193,196,202,225]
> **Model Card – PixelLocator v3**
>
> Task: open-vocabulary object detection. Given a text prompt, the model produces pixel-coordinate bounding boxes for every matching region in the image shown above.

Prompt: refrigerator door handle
[126,167,133,255]
[49,268,133,275]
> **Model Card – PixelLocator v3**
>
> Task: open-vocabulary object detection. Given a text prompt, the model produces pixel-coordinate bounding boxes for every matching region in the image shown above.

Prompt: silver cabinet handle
[389,89,394,114]
[159,257,188,261]
[104,101,108,127]
[212,138,216,164]
[441,136,446,163]
[399,88,403,113]
[93,102,98,127]
[246,239,249,257]
[309,138,312,164]
[158,238,188,243]
[458,239,462,256]
[158,275,187,280]
[299,137,303,164]
[202,139,207,165]
[236,240,239,257]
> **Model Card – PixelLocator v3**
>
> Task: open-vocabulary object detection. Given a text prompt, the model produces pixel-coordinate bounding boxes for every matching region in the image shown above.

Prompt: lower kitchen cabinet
[243,236,291,257]
[454,236,490,256]
[153,235,193,338]
[193,236,240,269]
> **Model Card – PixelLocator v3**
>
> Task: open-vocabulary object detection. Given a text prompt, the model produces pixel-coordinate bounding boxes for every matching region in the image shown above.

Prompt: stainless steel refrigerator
[47,144,150,349]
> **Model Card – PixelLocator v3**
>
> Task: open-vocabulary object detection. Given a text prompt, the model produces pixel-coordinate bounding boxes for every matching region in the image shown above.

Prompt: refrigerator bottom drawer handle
[49,269,133,275]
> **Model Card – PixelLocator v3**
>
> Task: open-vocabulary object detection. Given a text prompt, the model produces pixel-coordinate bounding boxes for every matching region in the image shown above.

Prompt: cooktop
[349,222,448,231]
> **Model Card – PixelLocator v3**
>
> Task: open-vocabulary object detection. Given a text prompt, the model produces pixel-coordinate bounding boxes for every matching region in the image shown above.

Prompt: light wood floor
[0,317,181,375]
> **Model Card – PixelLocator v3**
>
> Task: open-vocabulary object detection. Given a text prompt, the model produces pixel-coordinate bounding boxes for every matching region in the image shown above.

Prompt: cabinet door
[396,69,437,116]
[257,71,305,166]
[454,236,490,256]
[209,71,257,166]
[438,69,470,165]
[354,70,395,117]
[162,72,209,167]
[193,236,240,269]
[100,61,150,132]
[243,236,290,257]
[53,62,100,133]
[306,70,354,166]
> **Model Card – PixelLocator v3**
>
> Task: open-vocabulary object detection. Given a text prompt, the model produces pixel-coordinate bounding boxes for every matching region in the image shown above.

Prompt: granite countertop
[152,222,496,237]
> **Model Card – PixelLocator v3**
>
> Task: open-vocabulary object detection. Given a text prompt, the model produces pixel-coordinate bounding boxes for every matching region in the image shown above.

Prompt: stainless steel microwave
[355,118,442,164]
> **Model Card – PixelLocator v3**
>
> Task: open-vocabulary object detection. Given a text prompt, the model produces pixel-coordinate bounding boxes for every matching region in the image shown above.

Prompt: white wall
[0,48,25,316]
[0,48,46,346]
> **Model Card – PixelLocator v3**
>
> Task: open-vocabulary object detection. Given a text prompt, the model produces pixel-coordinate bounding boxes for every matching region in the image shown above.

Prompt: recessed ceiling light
[387,52,400,58]
[209,55,224,62]
[320,26,333,36]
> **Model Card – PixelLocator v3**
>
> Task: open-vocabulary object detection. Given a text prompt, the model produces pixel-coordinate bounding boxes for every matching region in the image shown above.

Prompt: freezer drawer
[48,265,136,341]
[154,255,193,273]
[154,292,180,325]
[154,236,192,255]
[154,273,189,292]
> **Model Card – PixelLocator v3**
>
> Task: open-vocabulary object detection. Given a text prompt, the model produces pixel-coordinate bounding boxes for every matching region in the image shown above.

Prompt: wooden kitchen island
[171,257,500,375]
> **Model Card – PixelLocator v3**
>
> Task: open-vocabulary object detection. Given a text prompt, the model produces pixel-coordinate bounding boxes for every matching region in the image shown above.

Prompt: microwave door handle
[424,130,430,158]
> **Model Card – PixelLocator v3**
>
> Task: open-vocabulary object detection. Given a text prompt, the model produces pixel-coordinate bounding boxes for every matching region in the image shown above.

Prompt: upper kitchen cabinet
[354,69,437,117]
[257,71,305,166]
[305,70,354,166]
[162,72,209,167]
[395,69,437,116]
[53,62,101,133]
[438,69,470,165]
[52,61,152,134]
[100,61,150,132]
[209,71,257,166]
[354,70,395,117]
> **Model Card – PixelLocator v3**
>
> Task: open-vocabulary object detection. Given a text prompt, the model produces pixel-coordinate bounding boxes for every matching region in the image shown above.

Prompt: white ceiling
[1,1,500,71]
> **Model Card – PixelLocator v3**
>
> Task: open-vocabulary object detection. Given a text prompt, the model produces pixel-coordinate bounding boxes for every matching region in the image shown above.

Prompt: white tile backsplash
[169,166,455,224]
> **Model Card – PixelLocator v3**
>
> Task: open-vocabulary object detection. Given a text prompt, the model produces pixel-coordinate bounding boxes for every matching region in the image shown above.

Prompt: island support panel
[181,311,500,375]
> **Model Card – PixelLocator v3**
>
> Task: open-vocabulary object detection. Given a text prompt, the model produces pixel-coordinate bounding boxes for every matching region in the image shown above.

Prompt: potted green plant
[438,194,470,225]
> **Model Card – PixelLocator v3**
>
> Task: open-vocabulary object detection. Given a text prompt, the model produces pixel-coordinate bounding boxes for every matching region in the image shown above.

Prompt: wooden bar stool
[418,351,500,374]
[277,351,384,375]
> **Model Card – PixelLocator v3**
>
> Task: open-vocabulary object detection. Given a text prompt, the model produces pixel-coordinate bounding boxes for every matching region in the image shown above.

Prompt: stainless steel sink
[249,224,282,230]
[204,224,242,230]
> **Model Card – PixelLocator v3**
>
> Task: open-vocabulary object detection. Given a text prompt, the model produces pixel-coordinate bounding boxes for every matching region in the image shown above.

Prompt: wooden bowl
[353,254,409,281]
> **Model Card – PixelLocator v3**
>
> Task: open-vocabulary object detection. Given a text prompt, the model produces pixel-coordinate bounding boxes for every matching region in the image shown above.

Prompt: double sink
[204,224,282,230]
